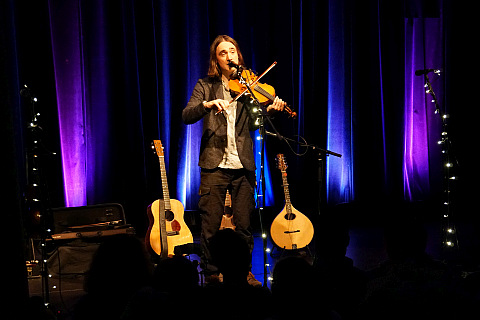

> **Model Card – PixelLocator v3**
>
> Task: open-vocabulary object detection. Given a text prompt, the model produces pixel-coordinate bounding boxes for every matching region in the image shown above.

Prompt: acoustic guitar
[219,190,235,230]
[145,140,193,258]
[270,154,314,250]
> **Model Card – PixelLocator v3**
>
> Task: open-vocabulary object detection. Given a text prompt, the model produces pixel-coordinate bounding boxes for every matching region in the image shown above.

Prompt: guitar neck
[158,156,171,211]
[281,169,292,213]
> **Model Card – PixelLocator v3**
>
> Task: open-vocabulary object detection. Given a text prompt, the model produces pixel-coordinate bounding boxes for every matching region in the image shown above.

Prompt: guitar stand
[270,244,314,264]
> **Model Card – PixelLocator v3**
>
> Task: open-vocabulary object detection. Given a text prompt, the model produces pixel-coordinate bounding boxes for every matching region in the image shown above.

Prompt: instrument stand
[271,242,314,263]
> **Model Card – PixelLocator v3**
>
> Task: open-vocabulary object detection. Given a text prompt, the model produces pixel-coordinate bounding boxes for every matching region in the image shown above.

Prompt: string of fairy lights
[424,70,459,252]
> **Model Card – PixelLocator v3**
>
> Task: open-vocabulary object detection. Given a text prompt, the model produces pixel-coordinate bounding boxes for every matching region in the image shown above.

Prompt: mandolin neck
[281,169,293,214]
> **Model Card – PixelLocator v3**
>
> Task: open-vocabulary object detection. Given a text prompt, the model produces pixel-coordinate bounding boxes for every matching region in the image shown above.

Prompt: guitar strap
[157,199,168,259]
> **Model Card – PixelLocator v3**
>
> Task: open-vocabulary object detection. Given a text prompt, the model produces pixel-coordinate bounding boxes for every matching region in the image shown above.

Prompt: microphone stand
[265,131,342,212]
[234,68,271,287]
[265,119,341,265]
[235,66,342,285]
[311,144,342,212]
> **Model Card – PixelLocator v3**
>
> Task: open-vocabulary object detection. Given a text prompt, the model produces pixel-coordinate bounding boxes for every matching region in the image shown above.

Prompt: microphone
[227,60,243,80]
[415,68,441,76]
[227,60,241,69]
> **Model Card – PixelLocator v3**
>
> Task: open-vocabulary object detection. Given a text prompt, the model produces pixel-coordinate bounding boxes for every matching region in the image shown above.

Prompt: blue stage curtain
[6,0,467,233]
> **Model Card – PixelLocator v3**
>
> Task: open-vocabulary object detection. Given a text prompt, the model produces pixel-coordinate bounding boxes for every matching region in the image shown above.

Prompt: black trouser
[198,167,256,274]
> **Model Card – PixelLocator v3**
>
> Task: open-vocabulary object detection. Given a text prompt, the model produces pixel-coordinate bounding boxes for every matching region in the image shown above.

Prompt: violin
[228,66,297,119]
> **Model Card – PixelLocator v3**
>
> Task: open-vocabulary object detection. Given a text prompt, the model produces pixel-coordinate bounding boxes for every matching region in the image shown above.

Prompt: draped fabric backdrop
[403,17,444,201]
[3,0,478,308]
[4,0,475,237]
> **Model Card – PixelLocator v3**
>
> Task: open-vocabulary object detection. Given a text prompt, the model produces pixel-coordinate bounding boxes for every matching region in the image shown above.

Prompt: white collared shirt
[218,85,243,169]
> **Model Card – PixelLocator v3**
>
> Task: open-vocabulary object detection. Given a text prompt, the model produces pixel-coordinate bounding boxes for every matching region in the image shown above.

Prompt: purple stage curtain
[48,0,87,207]
[403,18,444,201]
[49,0,112,207]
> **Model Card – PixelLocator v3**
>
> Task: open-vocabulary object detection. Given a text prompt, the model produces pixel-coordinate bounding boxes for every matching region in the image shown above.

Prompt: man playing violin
[182,35,286,286]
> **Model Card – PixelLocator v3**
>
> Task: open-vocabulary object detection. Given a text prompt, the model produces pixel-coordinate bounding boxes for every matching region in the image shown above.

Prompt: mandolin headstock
[276,153,287,171]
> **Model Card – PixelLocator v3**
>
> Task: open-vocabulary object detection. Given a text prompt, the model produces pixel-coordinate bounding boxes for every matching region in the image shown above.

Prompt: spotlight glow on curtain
[326,0,354,205]
[403,18,443,201]
[176,1,206,209]
[49,0,110,207]
[155,0,171,169]
[49,0,87,207]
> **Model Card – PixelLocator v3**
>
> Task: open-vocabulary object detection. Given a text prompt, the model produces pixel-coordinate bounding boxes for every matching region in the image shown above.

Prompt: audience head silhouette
[73,235,152,320]
[153,254,199,293]
[209,229,251,282]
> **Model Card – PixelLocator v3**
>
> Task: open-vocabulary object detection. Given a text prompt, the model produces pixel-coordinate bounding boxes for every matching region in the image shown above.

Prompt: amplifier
[49,203,134,240]
[45,203,136,276]
[50,226,136,240]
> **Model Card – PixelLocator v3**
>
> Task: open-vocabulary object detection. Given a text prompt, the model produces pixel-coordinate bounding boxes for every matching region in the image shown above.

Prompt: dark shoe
[205,273,223,285]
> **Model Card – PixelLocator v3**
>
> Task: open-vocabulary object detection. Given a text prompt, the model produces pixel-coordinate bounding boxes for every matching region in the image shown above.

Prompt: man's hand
[266,96,286,113]
[203,99,230,113]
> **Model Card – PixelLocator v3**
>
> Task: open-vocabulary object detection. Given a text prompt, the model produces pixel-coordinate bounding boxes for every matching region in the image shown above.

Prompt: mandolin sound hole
[284,213,296,220]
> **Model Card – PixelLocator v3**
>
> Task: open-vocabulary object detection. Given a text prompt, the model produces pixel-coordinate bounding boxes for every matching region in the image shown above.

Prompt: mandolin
[219,190,235,230]
[145,140,193,258]
[270,154,314,250]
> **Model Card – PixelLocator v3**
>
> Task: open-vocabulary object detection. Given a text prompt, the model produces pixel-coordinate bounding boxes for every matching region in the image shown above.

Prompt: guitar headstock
[152,140,164,157]
[276,154,287,171]
[225,190,231,207]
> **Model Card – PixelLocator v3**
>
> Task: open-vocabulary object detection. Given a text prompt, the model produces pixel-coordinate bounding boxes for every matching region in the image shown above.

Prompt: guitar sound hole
[284,213,296,220]
[165,210,174,221]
